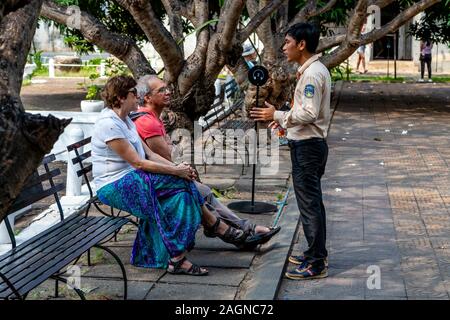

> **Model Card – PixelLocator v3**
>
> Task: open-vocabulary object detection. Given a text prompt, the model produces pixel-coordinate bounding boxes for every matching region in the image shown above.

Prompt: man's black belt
[287,137,326,148]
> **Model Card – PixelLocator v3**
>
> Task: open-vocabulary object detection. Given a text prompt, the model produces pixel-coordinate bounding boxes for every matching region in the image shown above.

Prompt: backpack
[129,111,149,122]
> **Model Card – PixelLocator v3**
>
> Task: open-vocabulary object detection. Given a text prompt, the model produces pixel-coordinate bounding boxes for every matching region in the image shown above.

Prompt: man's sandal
[167,257,208,276]
[239,226,281,250]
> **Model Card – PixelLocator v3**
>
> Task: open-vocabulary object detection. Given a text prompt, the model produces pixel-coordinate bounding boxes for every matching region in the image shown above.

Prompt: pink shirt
[133,107,167,141]
[421,42,433,55]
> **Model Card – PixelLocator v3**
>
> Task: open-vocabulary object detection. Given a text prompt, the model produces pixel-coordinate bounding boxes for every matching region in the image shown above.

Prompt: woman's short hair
[286,22,320,54]
[101,75,137,109]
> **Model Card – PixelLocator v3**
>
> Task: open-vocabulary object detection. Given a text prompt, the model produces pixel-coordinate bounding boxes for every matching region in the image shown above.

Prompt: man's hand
[250,101,276,121]
[268,121,280,130]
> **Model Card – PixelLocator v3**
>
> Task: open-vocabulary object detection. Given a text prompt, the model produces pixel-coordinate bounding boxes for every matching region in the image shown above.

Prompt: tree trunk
[0,0,71,223]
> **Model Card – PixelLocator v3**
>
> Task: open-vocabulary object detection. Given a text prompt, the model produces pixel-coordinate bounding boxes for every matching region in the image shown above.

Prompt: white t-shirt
[92,108,146,190]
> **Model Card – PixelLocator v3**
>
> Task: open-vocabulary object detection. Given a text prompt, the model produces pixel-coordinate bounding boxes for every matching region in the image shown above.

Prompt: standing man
[132,75,281,250]
[250,22,331,280]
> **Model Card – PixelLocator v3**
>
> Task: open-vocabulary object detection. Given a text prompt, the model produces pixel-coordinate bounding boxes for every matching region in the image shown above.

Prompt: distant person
[356,24,368,74]
[242,43,258,69]
[419,38,433,82]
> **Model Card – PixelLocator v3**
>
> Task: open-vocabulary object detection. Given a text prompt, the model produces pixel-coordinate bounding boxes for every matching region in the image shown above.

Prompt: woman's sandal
[167,257,208,276]
[203,218,247,246]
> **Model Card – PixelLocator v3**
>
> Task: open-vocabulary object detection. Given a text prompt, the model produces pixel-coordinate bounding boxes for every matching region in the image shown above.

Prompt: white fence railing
[26,58,107,78]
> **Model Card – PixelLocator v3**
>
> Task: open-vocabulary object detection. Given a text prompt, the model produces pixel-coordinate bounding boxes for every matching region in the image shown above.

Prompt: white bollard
[100,61,106,78]
[49,58,55,78]
[66,126,84,196]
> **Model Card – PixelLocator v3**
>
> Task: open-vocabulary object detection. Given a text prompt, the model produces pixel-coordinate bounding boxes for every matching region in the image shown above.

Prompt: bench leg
[87,249,91,266]
[55,278,59,298]
[94,244,128,300]
[50,275,86,300]
[0,271,22,300]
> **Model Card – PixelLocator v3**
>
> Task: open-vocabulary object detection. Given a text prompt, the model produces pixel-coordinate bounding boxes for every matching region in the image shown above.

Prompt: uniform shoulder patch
[304,84,315,98]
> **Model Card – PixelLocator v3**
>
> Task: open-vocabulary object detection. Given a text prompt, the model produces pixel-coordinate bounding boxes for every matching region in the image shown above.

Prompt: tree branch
[115,0,184,83]
[285,0,338,32]
[289,0,316,26]
[161,0,185,49]
[239,0,287,42]
[178,0,210,96]
[41,0,155,78]
[217,0,245,52]
[317,34,347,52]
[312,0,338,17]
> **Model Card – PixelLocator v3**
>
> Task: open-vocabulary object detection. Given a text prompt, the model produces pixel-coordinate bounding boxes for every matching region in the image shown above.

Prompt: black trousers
[420,54,432,79]
[289,138,328,266]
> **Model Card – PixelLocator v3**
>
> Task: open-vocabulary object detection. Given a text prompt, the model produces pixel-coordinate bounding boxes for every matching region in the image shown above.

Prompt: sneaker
[428,78,433,83]
[288,254,329,268]
[285,263,328,280]
[418,78,425,83]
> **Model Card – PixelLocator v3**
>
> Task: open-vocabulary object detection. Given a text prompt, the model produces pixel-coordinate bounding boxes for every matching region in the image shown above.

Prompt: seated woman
[92,75,246,276]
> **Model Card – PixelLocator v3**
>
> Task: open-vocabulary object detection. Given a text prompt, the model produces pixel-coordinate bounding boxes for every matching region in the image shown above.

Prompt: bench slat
[0,214,81,265]
[0,217,128,298]
[71,150,91,165]
[0,215,96,274]
[41,154,56,165]
[76,164,93,177]
[67,136,91,152]
[13,218,129,299]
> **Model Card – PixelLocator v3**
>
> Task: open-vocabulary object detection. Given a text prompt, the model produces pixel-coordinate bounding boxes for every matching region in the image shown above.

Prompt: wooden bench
[201,79,245,131]
[0,154,129,300]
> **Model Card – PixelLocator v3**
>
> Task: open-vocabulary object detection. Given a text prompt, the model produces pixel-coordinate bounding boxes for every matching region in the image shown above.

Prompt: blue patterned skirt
[97,170,204,269]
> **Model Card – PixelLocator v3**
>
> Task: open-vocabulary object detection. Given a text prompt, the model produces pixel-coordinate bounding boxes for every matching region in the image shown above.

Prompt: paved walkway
[20,81,450,300]
[278,82,450,300]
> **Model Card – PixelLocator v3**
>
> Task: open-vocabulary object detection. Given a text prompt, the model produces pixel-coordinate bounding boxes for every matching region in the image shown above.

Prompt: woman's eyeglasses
[128,87,137,96]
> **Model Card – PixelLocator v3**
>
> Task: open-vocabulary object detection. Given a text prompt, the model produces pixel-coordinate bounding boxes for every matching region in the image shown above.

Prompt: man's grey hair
[136,74,160,106]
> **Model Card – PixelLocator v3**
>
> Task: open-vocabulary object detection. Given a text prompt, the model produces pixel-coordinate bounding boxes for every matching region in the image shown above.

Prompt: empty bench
[0,154,129,300]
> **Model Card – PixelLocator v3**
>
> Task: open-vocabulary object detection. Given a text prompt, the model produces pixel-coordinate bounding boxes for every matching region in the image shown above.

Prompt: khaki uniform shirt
[273,54,331,141]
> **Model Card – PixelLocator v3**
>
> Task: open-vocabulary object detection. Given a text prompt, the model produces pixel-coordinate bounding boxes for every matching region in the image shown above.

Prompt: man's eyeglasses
[156,86,171,94]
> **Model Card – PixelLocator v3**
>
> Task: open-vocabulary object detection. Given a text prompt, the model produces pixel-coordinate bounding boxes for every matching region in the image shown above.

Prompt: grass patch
[430,76,450,83]
[55,67,98,78]
[32,66,50,77]
[348,75,406,83]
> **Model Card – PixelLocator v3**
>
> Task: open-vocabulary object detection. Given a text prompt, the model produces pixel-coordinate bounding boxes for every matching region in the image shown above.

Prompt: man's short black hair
[286,22,320,53]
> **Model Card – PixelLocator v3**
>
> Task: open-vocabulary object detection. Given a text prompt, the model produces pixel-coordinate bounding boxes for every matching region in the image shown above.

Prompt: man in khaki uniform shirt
[251,22,330,280]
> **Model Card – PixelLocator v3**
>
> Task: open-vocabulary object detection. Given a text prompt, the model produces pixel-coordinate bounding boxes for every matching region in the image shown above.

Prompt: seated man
[133,75,281,249]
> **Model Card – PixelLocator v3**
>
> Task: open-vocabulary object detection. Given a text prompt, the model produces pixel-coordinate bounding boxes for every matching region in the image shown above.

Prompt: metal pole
[394,33,397,79]
[436,43,438,73]
[346,59,350,81]
[251,85,259,206]
[387,50,389,78]
[387,39,390,78]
